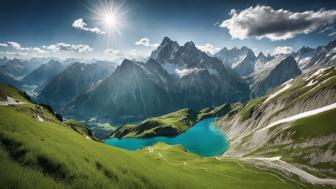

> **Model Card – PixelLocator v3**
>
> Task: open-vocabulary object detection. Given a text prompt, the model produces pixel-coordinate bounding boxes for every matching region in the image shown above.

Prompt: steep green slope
[64,119,98,141]
[111,108,198,138]
[0,83,31,102]
[111,104,232,138]
[0,84,320,189]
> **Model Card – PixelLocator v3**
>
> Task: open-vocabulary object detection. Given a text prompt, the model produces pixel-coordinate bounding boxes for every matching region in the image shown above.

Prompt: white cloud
[0,41,94,59]
[135,38,159,47]
[196,43,220,55]
[125,49,145,60]
[272,46,293,55]
[105,48,145,61]
[329,32,336,36]
[31,47,47,53]
[8,41,21,49]
[5,42,47,54]
[0,43,8,47]
[1,51,29,57]
[45,43,93,53]
[72,18,86,28]
[72,18,105,35]
[104,49,123,58]
[220,5,336,41]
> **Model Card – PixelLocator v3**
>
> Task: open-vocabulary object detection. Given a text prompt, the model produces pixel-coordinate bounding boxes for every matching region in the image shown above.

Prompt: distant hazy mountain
[250,55,302,97]
[0,58,42,79]
[38,62,116,110]
[255,52,273,69]
[0,69,21,88]
[0,57,9,66]
[293,39,336,71]
[214,46,257,76]
[22,60,65,87]
[64,37,250,122]
[232,47,256,77]
[213,40,336,98]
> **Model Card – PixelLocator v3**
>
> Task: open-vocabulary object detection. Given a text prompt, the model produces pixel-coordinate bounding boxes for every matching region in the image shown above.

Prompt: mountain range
[1,37,336,123]
[0,37,336,189]
[63,37,250,122]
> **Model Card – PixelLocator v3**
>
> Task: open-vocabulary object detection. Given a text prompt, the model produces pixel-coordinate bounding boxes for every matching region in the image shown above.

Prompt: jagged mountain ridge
[63,37,250,122]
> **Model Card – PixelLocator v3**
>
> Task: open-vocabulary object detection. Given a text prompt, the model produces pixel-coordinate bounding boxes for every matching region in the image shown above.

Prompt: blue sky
[0,0,336,61]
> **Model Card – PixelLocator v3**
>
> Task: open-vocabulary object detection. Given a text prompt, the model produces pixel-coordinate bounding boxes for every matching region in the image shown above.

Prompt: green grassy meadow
[0,84,326,189]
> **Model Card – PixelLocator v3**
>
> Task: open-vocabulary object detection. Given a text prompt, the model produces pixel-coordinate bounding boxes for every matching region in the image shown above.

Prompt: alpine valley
[1,1,336,189]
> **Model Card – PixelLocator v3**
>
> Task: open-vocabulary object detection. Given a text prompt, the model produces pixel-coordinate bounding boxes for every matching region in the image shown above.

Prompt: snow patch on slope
[260,102,336,131]
[304,67,329,81]
[264,79,293,103]
[175,68,204,78]
[306,80,318,87]
[161,63,186,76]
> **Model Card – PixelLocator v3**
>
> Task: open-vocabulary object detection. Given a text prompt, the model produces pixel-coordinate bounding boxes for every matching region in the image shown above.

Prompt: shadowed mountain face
[0,69,21,88]
[63,37,250,122]
[251,55,302,97]
[22,60,65,87]
[0,58,42,79]
[38,62,116,110]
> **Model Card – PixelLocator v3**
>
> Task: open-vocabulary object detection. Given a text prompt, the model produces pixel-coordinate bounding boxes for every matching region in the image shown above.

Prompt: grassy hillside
[0,84,323,189]
[0,83,31,102]
[64,119,98,141]
[111,108,198,138]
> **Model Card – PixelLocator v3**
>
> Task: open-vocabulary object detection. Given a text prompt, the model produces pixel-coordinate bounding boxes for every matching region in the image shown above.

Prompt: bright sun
[90,0,127,35]
[104,14,116,28]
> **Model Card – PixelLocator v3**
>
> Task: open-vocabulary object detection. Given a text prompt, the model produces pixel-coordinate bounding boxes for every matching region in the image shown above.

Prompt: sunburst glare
[90,0,127,36]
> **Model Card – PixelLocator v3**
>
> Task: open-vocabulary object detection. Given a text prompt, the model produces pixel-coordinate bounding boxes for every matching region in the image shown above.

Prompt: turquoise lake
[105,117,229,157]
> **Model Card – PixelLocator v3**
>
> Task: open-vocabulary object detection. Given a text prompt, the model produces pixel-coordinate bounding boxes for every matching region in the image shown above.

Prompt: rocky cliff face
[215,46,257,77]
[216,66,336,177]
